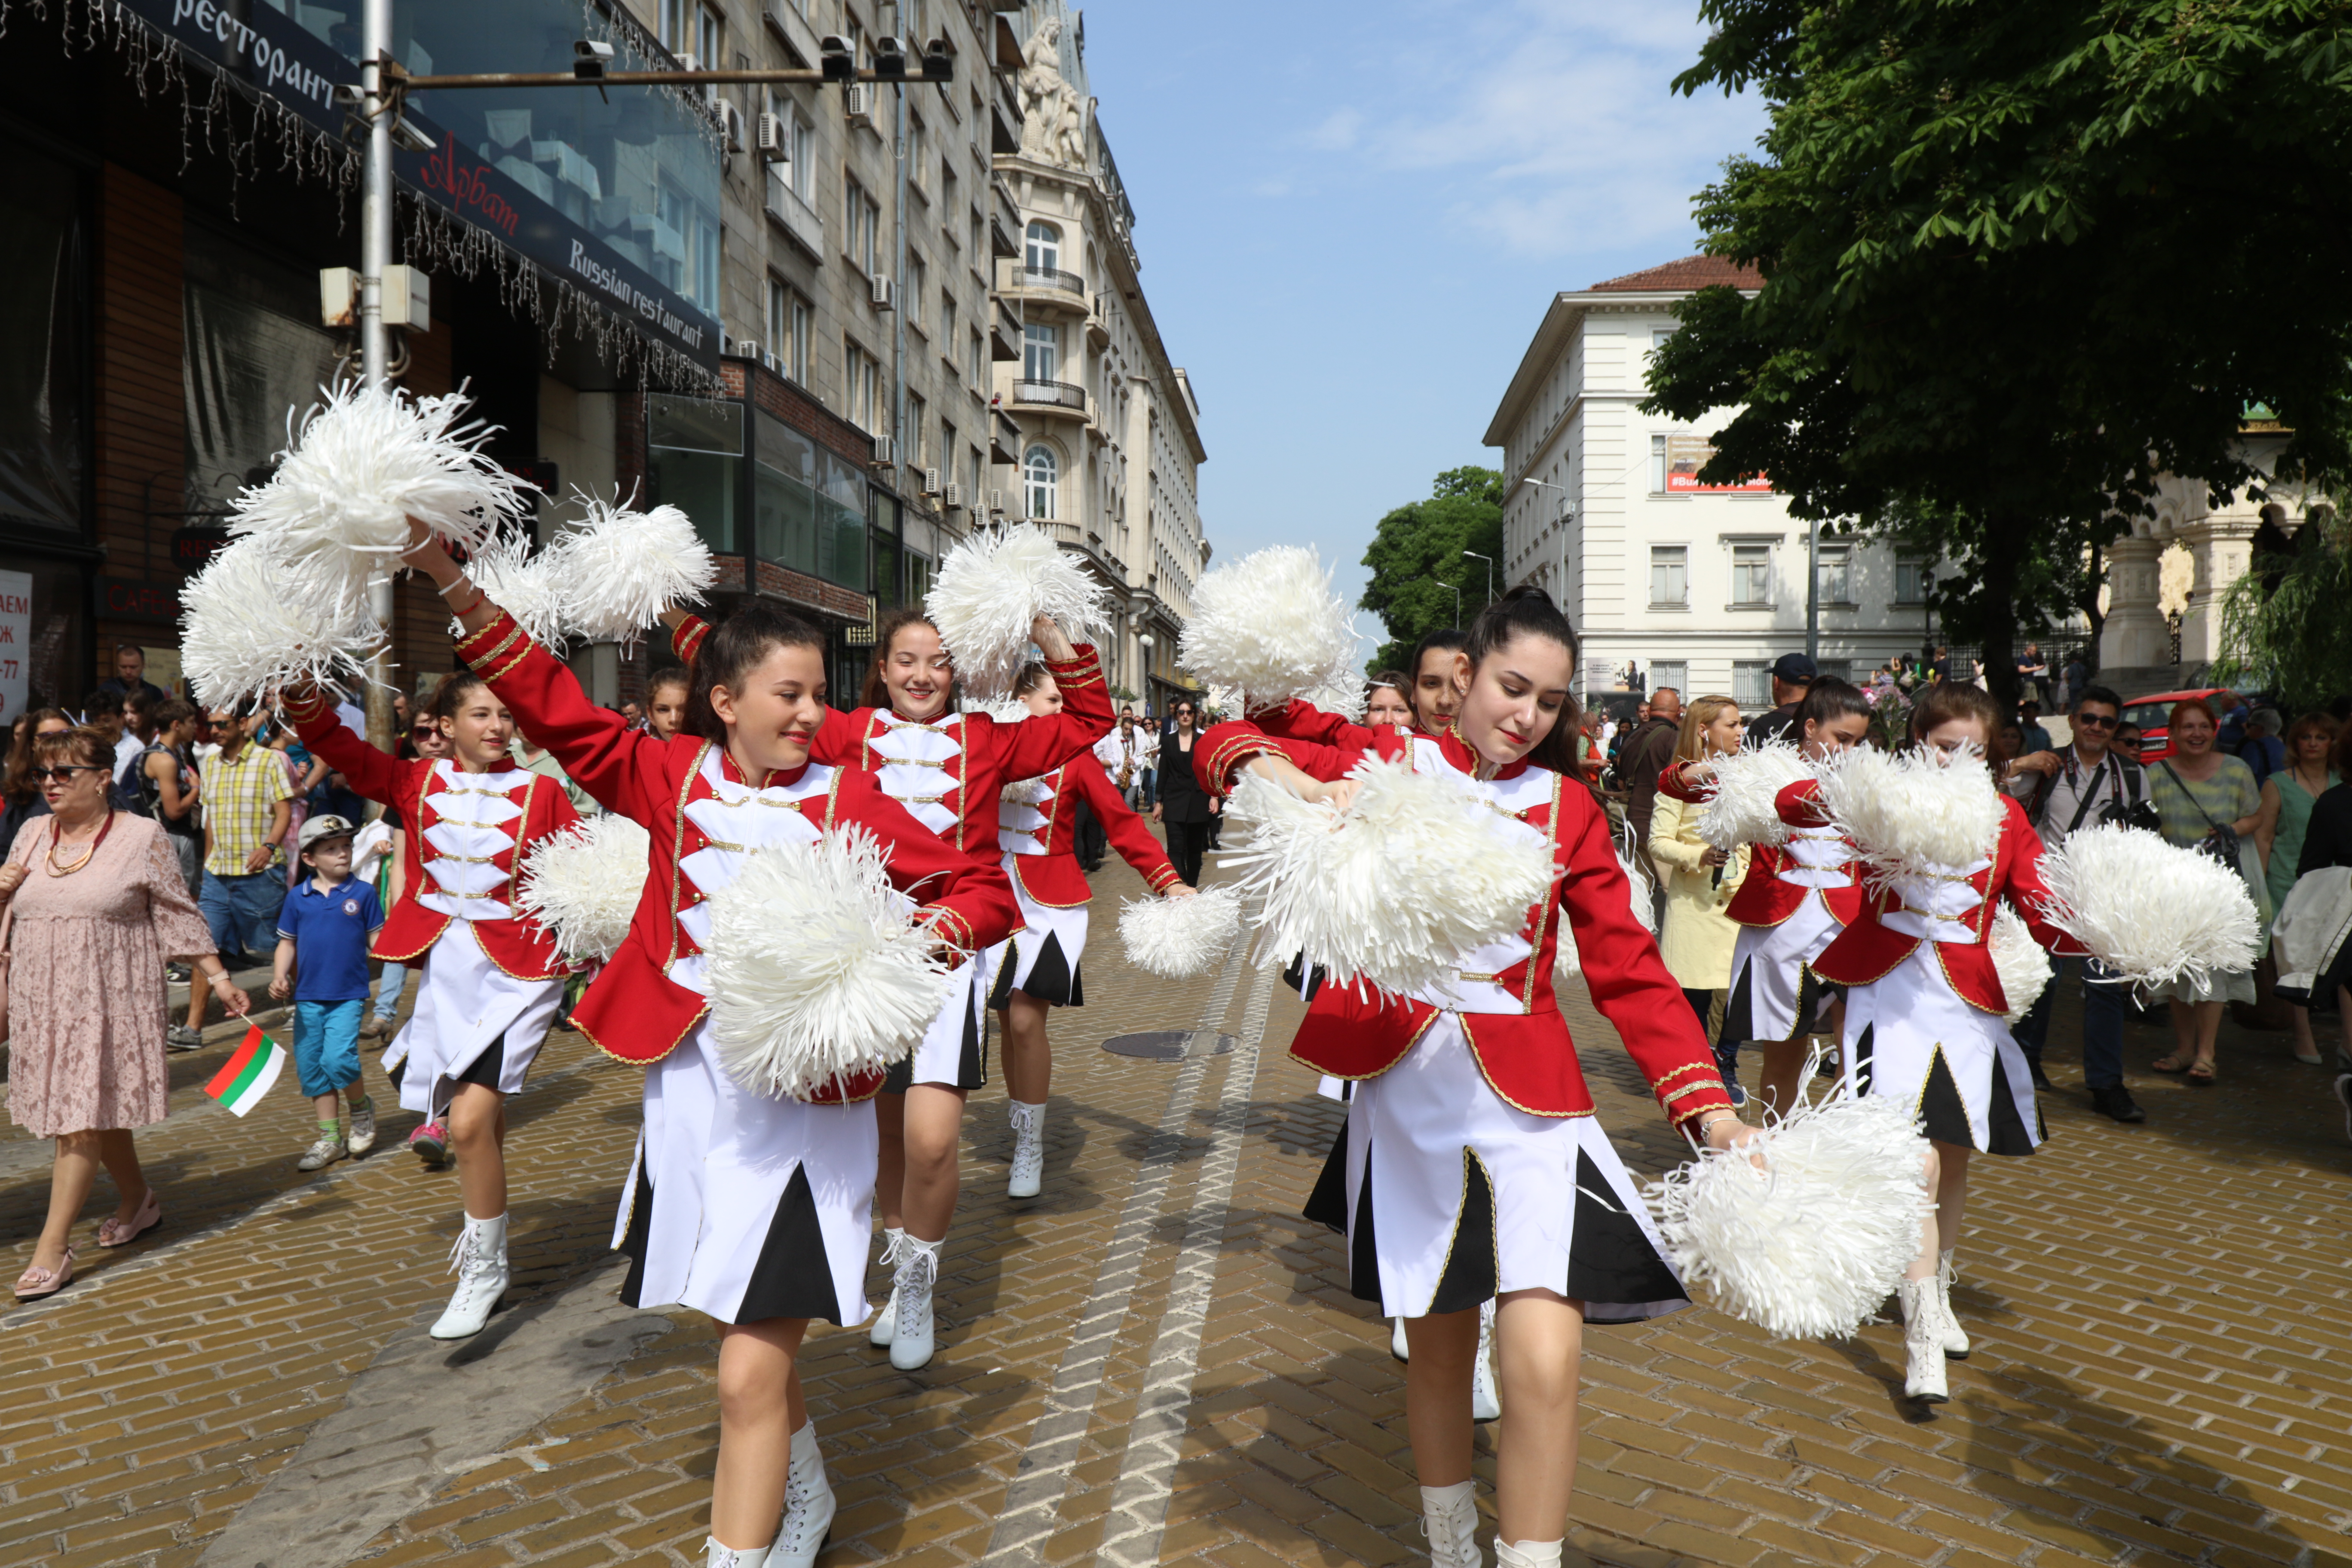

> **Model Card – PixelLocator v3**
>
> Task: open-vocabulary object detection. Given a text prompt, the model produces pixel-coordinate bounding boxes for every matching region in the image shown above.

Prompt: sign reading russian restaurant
[120,0,717,374]
[1663,434,1773,494]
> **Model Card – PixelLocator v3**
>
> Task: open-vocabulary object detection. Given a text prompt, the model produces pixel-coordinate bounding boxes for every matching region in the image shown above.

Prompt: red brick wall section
[753,560,868,621]
[92,164,185,681]
[745,361,873,471]
[404,324,453,398]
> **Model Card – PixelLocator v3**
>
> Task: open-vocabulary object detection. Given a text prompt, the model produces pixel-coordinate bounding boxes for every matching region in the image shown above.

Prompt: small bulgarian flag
[204,1026,287,1116]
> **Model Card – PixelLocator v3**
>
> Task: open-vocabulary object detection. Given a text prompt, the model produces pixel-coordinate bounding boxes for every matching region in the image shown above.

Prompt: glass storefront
[751,410,867,593]
[647,392,741,552]
[183,228,345,516]
[0,140,84,536]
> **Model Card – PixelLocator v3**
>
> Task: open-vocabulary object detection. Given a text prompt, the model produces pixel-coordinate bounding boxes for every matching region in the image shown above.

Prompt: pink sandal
[97,1189,162,1248]
[15,1246,74,1301]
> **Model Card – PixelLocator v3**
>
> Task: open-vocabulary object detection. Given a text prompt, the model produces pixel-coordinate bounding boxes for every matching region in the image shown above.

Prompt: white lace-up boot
[701,1538,769,1568]
[772,1420,835,1568]
[868,1228,908,1347]
[1936,1248,1971,1358]
[1391,1317,1411,1362]
[1418,1480,1482,1568]
[429,1212,509,1340]
[1007,1100,1047,1199]
[1495,1540,1562,1568]
[1471,1300,1501,1423]
[1897,1277,1948,1404]
[888,1235,943,1371]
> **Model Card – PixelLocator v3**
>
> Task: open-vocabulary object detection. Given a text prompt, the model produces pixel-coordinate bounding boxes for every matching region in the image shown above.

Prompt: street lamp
[1434,576,1462,625]
[1464,550,1495,609]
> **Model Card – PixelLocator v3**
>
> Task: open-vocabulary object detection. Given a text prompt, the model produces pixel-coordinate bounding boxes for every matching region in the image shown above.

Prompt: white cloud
[1306,107,1364,150]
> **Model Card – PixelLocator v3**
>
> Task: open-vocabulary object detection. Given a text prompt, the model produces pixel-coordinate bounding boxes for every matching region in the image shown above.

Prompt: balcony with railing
[1010,380,1090,420]
[999,260,1087,315]
[763,174,824,262]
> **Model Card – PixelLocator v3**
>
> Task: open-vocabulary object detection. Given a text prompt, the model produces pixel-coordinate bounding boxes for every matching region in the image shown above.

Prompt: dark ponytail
[686,601,827,740]
[1799,677,1871,730]
[1462,585,1585,778]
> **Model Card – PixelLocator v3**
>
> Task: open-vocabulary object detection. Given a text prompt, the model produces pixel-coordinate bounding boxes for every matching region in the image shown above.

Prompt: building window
[1649,545,1688,608]
[1650,434,1669,494]
[1815,659,1851,686]
[845,342,882,433]
[1653,328,1676,348]
[1730,542,1773,607]
[1816,542,1853,605]
[909,114,931,192]
[845,176,878,276]
[1025,220,1061,273]
[1024,444,1058,519]
[765,278,812,384]
[906,253,927,329]
[1023,321,1059,383]
[907,393,926,468]
[940,291,956,347]
[1650,661,1688,698]
[968,329,985,389]
[1732,660,1770,709]
[1896,558,1931,605]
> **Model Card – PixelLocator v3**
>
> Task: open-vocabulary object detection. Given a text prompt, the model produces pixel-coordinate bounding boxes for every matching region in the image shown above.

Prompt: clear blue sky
[1078,1,1765,647]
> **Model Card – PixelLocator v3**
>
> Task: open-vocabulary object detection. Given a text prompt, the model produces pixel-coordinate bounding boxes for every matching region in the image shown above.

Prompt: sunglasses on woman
[31,765,104,781]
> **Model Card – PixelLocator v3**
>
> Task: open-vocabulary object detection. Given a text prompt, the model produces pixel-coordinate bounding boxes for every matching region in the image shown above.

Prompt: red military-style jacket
[452,611,1019,1095]
[669,615,1115,864]
[998,750,1181,906]
[1656,761,1865,931]
[1197,718,1733,1130]
[1777,777,2086,1016]
[285,699,579,979]
[1246,698,1430,752]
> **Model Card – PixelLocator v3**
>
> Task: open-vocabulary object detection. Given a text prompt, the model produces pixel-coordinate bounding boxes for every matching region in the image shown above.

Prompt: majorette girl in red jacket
[285,668,579,1343]
[1197,588,1746,1568]
[663,603,1112,1374]
[1776,681,2084,1406]
[989,659,1192,1202]
[1656,678,1873,1117]
[403,528,1016,1568]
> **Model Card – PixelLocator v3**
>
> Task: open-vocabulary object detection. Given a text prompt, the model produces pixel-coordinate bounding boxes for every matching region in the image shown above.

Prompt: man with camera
[2007,684,2157,1122]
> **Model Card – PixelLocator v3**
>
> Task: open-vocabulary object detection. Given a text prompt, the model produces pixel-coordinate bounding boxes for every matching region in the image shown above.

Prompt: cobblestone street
[6,850,2352,1568]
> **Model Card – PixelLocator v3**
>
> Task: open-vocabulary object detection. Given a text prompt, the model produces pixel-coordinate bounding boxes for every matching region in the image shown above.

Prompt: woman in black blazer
[1152,698,1214,886]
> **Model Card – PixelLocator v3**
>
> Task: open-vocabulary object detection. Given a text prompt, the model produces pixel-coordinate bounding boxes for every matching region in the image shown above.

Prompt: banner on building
[0,570,30,728]
[120,0,717,373]
[1664,434,1772,494]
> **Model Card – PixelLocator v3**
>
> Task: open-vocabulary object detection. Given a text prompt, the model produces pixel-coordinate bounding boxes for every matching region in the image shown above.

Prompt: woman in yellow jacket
[1648,695,1752,1101]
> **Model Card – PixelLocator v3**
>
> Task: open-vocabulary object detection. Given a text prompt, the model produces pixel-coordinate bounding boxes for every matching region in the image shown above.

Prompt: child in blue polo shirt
[272,815,386,1170]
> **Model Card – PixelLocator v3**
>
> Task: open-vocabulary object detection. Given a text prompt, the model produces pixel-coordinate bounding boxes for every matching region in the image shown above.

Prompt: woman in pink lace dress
[3,727,251,1300]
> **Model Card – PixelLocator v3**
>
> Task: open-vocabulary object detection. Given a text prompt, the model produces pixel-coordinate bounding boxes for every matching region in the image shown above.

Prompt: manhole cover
[1101,1030,1235,1060]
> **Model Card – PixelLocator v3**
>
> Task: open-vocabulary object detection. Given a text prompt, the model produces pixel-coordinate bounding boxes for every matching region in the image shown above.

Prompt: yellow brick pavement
[5,845,2351,1568]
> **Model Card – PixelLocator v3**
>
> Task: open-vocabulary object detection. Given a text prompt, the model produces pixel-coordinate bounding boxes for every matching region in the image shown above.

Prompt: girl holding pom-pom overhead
[658,601,1112,1372]
[1775,681,2086,1407]
[989,661,1194,1201]
[282,668,582,1343]
[400,526,1017,1568]
[1198,587,1749,1568]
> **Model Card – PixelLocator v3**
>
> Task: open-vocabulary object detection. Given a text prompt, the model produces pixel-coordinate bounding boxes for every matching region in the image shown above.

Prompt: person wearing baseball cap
[1745,653,1819,749]
[271,814,386,1172]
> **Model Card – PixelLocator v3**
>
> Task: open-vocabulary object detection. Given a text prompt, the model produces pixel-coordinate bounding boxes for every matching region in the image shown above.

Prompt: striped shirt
[199,743,297,876]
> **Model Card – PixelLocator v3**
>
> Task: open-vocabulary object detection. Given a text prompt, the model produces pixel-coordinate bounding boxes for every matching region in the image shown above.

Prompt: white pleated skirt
[611,1022,879,1326]
[986,870,1090,1009]
[1719,894,1843,1047]
[882,949,990,1092]
[1841,944,2044,1157]
[383,922,564,1117]
[1303,1013,1690,1324]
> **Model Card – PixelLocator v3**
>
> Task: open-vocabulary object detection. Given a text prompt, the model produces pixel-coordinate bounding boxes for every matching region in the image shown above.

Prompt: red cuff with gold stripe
[1203,733,1283,794]
[920,903,977,956]
[1145,864,1185,894]
[1045,645,1104,689]
[674,615,710,665]
[455,610,536,684]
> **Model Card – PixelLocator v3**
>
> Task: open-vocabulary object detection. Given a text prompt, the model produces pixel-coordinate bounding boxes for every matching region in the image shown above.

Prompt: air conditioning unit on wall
[755,111,785,159]
[922,466,943,496]
[871,433,895,466]
[942,482,965,508]
[720,100,746,153]
[844,83,875,126]
[870,273,894,309]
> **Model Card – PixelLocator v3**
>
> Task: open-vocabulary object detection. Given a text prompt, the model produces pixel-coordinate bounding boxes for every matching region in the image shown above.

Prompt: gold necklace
[44,810,114,876]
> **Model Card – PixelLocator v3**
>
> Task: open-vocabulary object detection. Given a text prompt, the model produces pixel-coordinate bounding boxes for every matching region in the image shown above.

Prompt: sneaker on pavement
[297,1135,347,1172]
[409,1120,449,1165]
[2089,1085,2147,1124]
[166,963,192,983]
[359,1015,389,1041]
[347,1099,378,1157]
[166,1025,205,1051]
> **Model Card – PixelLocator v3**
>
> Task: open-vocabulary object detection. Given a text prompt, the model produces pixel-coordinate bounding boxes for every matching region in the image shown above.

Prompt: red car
[2118,687,2235,763]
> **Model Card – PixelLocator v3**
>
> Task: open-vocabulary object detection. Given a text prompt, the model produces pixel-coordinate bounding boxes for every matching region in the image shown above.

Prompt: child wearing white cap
[270,814,385,1170]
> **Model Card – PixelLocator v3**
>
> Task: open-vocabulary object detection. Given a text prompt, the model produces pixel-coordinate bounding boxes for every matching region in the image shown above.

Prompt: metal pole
[361,0,398,755]
[1805,516,1820,664]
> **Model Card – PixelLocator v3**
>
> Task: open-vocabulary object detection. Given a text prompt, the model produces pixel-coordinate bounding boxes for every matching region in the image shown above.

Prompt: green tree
[1644,0,2352,713]
[1358,467,1505,673]
[2210,514,2352,714]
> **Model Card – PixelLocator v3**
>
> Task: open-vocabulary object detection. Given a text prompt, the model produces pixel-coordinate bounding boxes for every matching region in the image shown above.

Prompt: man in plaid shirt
[175,703,296,1049]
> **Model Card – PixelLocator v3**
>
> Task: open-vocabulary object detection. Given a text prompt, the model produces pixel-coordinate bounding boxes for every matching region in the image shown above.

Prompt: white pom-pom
[1178,545,1361,711]
[1988,906,2052,1024]
[231,382,531,566]
[1118,885,1242,978]
[1297,681,1369,725]
[1220,757,1557,997]
[179,536,385,707]
[964,696,1034,725]
[516,815,651,966]
[2034,824,2260,988]
[1813,747,2004,881]
[703,830,955,1099]
[549,497,716,646]
[1646,1078,1932,1339]
[459,533,568,651]
[1695,742,1814,851]
[926,525,1112,697]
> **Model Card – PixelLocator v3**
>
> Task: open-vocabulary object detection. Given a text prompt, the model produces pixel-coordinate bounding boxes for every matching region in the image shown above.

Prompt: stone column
[2176,515,2261,665]
[2098,534,2170,668]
